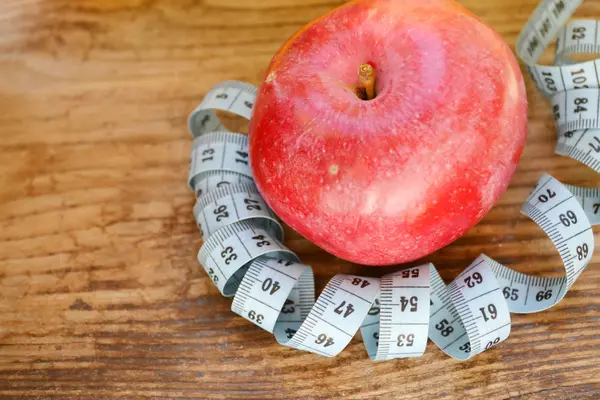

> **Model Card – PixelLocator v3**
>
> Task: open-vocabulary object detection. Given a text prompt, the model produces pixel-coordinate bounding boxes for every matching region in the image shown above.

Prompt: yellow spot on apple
[329,164,339,175]
[266,71,276,83]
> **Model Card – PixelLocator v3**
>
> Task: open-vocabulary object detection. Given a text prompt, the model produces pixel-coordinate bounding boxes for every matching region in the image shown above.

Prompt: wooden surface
[1,0,600,398]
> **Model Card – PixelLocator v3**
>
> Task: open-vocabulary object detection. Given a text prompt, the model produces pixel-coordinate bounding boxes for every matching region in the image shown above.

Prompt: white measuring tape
[186,0,599,360]
[520,0,600,172]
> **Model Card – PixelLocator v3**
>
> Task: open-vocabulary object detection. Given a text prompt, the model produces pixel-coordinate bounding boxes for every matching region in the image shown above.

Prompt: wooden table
[1,0,600,398]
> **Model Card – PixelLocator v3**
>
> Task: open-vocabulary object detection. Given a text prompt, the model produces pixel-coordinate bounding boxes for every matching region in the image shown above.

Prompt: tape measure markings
[188,131,253,193]
[563,181,600,224]
[555,128,600,174]
[231,256,313,333]
[193,183,281,239]
[197,219,298,296]
[276,274,380,357]
[447,257,512,356]
[555,20,600,63]
[188,81,257,138]
[550,88,600,134]
[372,264,431,360]
[517,0,580,66]
[191,170,255,199]
[517,0,600,174]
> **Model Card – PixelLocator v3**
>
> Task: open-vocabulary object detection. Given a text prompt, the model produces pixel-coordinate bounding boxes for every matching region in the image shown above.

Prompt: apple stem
[358,64,376,100]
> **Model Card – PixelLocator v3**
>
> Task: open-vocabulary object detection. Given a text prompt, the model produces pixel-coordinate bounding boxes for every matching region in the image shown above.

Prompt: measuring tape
[185,0,599,360]
[519,0,600,172]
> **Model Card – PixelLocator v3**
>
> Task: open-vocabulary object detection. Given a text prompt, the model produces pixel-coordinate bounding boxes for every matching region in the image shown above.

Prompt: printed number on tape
[519,0,600,173]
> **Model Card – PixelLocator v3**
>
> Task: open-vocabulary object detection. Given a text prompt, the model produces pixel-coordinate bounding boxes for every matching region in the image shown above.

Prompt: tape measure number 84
[185,0,599,361]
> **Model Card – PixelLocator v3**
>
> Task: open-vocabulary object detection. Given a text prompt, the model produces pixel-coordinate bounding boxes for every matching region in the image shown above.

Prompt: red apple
[249,0,527,266]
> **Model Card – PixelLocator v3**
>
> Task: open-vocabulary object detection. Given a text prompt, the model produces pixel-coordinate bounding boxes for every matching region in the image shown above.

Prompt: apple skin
[249,0,527,266]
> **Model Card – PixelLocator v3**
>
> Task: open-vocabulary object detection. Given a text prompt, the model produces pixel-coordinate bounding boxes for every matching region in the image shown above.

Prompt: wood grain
[1,0,600,398]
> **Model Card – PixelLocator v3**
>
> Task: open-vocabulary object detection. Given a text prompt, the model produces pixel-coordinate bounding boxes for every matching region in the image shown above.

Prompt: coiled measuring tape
[520,0,600,172]
[186,0,600,360]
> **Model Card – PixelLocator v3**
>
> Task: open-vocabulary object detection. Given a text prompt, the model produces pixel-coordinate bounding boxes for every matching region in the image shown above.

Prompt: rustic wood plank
[1,0,600,398]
